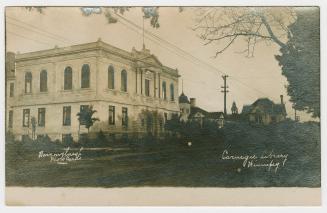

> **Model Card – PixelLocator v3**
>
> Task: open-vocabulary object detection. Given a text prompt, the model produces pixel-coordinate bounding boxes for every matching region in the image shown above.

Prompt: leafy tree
[164,113,181,136]
[275,9,320,117]
[77,105,100,133]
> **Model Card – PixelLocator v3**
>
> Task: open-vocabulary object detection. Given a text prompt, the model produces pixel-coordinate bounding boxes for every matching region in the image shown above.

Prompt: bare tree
[192,7,296,57]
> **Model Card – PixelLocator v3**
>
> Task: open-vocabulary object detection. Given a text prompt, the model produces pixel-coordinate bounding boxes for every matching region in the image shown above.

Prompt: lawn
[6,120,320,187]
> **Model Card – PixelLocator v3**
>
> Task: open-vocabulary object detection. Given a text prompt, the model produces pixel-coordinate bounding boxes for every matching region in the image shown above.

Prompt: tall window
[81,64,90,88]
[25,72,32,94]
[79,105,89,125]
[108,65,115,89]
[8,110,13,128]
[64,67,73,90]
[145,79,150,97]
[9,83,14,97]
[121,69,127,92]
[40,70,48,92]
[109,105,115,125]
[170,83,175,101]
[38,108,46,127]
[63,106,71,126]
[122,107,128,127]
[23,109,30,127]
[162,81,167,100]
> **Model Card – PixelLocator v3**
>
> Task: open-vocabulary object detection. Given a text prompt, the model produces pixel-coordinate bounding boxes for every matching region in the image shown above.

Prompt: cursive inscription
[221,149,288,173]
[38,147,83,164]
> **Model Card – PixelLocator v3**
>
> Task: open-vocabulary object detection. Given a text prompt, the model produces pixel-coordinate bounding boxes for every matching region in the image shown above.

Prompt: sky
[5,7,318,121]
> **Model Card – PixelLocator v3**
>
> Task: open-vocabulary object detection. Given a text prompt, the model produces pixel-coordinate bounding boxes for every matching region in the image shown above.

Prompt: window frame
[40,70,48,92]
[81,64,90,89]
[170,83,175,101]
[23,109,30,127]
[162,81,167,100]
[38,108,46,127]
[145,79,150,97]
[25,72,32,94]
[64,67,73,90]
[108,65,115,89]
[9,82,14,97]
[121,69,127,92]
[79,105,90,125]
[63,106,71,126]
[122,107,128,127]
[109,105,115,125]
[8,110,13,128]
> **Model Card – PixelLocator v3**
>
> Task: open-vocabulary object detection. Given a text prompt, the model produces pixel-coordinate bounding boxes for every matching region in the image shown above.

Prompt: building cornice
[15,40,179,77]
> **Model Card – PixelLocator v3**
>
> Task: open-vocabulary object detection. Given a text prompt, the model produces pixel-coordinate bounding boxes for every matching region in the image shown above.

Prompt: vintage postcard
[4,6,321,206]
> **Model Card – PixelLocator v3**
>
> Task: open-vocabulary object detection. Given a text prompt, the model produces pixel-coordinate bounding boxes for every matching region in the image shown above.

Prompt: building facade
[6,39,180,141]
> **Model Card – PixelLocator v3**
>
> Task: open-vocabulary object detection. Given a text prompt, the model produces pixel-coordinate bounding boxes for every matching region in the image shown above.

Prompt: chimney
[280,95,284,105]
[190,98,196,107]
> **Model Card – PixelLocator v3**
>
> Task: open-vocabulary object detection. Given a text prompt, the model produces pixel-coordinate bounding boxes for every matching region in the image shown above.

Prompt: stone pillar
[158,73,161,98]
[135,68,138,94]
[153,72,156,98]
[140,69,143,95]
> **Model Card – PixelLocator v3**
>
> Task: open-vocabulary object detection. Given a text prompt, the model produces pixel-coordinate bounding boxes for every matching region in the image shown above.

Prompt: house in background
[179,93,224,128]
[241,95,287,125]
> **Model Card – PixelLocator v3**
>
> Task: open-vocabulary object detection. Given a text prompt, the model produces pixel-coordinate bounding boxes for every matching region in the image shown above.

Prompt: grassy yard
[6,120,320,187]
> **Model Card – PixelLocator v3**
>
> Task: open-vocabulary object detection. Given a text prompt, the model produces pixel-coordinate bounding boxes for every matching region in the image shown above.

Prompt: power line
[118,18,217,77]
[6,16,71,43]
[7,13,270,100]
[115,13,270,98]
[7,30,53,46]
[118,17,260,103]
[118,18,241,103]
[116,13,226,75]
[6,20,70,44]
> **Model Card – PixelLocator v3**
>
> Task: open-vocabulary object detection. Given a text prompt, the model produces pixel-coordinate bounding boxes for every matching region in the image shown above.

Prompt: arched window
[170,83,175,101]
[162,81,167,100]
[40,70,47,92]
[25,72,32,93]
[81,64,90,88]
[121,69,127,92]
[108,65,115,89]
[64,66,73,90]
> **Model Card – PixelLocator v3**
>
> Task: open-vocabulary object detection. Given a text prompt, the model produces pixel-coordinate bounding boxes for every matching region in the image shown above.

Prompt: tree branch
[260,15,286,48]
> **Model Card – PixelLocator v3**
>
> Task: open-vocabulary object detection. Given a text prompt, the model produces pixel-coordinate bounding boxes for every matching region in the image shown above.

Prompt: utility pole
[221,75,229,116]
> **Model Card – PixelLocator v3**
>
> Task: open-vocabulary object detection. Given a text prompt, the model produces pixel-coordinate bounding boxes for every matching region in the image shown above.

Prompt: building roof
[188,107,224,120]
[241,105,252,114]
[188,106,208,119]
[241,98,287,116]
[179,92,190,104]
[207,112,224,119]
